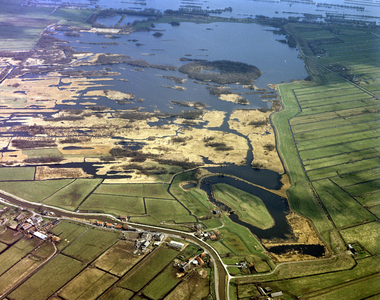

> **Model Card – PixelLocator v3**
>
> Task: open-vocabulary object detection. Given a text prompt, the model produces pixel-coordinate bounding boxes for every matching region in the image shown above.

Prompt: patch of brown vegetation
[35,166,92,180]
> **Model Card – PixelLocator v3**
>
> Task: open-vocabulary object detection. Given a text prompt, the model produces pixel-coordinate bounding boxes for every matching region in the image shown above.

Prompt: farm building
[95,221,103,226]
[153,233,164,241]
[33,231,47,240]
[105,223,114,228]
[196,256,204,265]
[114,224,122,230]
[270,291,283,298]
[167,241,184,250]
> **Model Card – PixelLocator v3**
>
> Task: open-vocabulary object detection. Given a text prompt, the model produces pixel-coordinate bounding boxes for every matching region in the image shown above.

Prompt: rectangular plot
[9,254,85,300]
[295,87,359,102]
[142,264,180,300]
[307,157,380,181]
[58,267,118,300]
[290,112,340,126]
[94,183,174,199]
[79,194,145,216]
[299,93,372,109]
[0,238,42,275]
[340,222,380,255]
[313,180,375,228]
[298,99,379,116]
[293,82,352,96]
[369,206,380,218]
[43,178,103,210]
[145,198,196,223]
[294,120,380,143]
[297,129,379,151]
[62,227,119,263]
[50,221,88,251]
[343,179,380,198]
[303,148,380,171]
[0,167,35,181]
[118,247,179,292]
[0,179,74,203]
[94,240,144,277]
[98,287,134,300]
[332,168,380,187]
[355,191,380,207]
[299,137,380,160]
[292,112,379,134]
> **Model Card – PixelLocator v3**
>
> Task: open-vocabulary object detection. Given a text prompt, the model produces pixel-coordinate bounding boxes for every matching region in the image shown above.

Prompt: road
[0,190,229,300]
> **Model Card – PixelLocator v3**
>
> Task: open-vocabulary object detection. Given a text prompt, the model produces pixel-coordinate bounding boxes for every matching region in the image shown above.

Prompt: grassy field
[145,198,196,224]
[313,179,375,228]
[0,241,55,295]
[79,194,145,216]
[340,221,380,255]
[212,183,274,230]
[169,171,213,218]
[0,179,74,202]
[0,237,42,276]
[50,221,88,250]
[43,178,103,210]
[94,240,145,276]
[0,0,93,51]
[58,267,118,300]
[94,183,174,199]
[98,287,134,300]
[142,264,180,299]
[118,246,179,292]
[0,228,23,244]
[62,227,119,263]
[0,167,35,181]
[215,216,265,257]
[8,254,85,300]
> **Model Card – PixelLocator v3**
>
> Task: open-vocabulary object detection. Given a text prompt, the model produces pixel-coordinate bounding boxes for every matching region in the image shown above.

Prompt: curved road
[0,190,228,300]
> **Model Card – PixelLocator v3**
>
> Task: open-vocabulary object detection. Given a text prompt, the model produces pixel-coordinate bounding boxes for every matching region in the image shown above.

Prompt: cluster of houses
[174,252,208,275]
[0,208,61,242]
[134,232,165,253]
[95,221,124,230]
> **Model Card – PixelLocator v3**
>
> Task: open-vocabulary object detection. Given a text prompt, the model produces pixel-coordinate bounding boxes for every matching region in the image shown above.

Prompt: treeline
[12,139,57,149]
[179,60,261,84]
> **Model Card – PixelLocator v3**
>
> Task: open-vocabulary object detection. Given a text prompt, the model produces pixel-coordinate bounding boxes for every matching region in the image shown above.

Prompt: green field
[0,241,55,295]
[313,179,375,228]
[43,178,103,210]
[0,237,42,275]
[0,167,35,181]
[340,221,380,255]
[58,267,118,300]
[79,194,145,216]
[94,240,144,276]
[0,228,23,244]
[145,198,196,223]
[142,264,180,299]
[0,0,93,50]
[98,287,134,300]
[118,247,179,292]
[212,183,274,230]
[0,179,74,202]
[9,254,85,300]
[62,227,119,263]
[50,221,88,250]
[94,183,174,199]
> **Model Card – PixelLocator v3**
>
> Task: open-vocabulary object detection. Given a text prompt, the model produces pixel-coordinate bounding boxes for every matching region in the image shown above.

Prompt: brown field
[94,240,145,276]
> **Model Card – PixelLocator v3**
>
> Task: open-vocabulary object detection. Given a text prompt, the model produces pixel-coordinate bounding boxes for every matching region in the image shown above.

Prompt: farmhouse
[105,223,114,228]
[95,221,103,226]
[114,224,122,230]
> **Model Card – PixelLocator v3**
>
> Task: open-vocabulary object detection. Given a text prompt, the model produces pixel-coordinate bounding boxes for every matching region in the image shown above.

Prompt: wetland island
[0,0,379,299]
